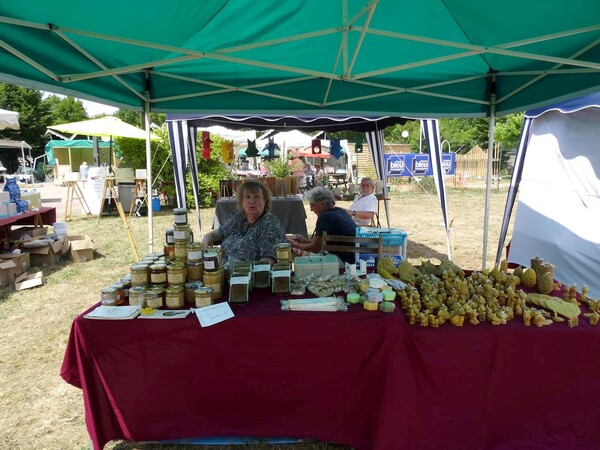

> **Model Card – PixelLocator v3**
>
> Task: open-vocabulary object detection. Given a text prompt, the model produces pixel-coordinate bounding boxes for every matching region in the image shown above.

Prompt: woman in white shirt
[347,177,377,226]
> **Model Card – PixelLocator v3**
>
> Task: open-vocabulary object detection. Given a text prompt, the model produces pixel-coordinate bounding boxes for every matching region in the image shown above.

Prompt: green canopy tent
[2,1,599,259]
[45,139,112,172]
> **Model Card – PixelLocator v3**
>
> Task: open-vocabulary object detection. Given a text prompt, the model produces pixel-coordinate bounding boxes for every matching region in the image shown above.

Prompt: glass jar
[111,282,125,305]
[186,261,204,281]
[120,275,131,300]
[163,244,175,262]
[203,251,219,272]
[184,281,203,304]
[173,224,190,242]
[149,263,167,285]
[101,287,118,306]
[130,264,150,286]
[167,262,186,285]
[194,286,213,308]
[145,291,162,309]
[187,242,203,262]
[129,286,147,307]
[148,286,165,305]
[173,207,188,225]
[203,267,223,300]
[276,242,292,262]
[165,227,175,245]
[165,285,185,309]
[174,241,188,261]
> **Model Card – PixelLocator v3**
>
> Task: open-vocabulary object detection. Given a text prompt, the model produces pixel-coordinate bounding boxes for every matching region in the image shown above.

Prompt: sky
[41,91,118,117]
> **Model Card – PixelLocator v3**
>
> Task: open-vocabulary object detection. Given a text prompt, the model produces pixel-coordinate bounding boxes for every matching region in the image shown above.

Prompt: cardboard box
[15,271,44,290]
[9,226,48,241]
[26,239,65,266]
[358,253,404,268]
[0,253,31,287]
[67,234,94,262]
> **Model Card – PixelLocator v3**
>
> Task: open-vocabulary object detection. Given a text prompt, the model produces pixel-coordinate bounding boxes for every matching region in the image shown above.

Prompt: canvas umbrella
[0,108,20,130]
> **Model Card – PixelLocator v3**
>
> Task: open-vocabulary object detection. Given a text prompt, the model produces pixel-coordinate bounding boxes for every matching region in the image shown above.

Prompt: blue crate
[358,253,404,268]
[356,227,407,246]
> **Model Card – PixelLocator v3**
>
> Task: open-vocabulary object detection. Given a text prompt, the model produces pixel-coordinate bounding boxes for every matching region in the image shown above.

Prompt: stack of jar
[202,248,223,301]
[129,253,169,309]
[100,273,132,306]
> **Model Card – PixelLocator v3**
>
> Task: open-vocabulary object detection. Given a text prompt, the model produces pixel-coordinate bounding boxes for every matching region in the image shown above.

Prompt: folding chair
[320,231,383,262]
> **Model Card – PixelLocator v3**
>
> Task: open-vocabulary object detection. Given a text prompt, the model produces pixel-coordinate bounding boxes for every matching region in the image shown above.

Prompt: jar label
[166,236,175,244]
[168,274,186,285]
[174,215,187,224]
[166,295,184,308]
[174,230,186,240]
[151,273,167,283]
[188,250,202,260]
[204,260,216,270]
[195,297,212,308]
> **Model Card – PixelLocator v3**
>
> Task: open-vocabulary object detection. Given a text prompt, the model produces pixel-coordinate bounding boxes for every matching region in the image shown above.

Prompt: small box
[293,254,340,278]
[15,271,44,290]
[26,239,65,266]
[0,253,31,287]
[66,234,94,262]
[9,226,48,241]
[358,253,404,268]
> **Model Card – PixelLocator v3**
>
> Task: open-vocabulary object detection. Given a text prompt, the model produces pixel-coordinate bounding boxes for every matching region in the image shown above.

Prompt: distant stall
[45,139,112,172]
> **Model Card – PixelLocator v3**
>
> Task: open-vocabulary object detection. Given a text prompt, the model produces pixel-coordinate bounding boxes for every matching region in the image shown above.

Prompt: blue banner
[384,153,455,177]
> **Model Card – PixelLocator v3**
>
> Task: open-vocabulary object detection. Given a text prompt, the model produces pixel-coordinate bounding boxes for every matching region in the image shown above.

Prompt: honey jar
[149,263,167,285]
[173,207,188,225]
[194,286,213,308]
[184,281,203,304]
[187,242,203,262]
[130,264,150,287]
[165,227,175,245]
[145,291,162,309]
[101,287,118,306]
[203,267,223,300]
[129,286,147,307]
[203,251,219,272]
[186,261,204,281]
[174,241,188,261]
[174,224,190,242]
[276,243,292,262]
[165,285,185,309]
[167,262,186,285]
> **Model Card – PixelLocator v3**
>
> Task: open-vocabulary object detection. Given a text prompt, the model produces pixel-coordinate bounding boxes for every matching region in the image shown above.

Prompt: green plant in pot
[264,158,292,196]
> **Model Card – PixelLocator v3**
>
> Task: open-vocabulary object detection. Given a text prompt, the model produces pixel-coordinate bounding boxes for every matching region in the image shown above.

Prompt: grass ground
[0,186,512,449]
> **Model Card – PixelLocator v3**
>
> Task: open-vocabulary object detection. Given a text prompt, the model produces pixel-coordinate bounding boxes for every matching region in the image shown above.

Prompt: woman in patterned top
[202,180,284,266]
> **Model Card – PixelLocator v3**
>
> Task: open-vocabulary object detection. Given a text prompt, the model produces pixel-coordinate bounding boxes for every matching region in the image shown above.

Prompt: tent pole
[482,90,497,270]
[144,100,154,255]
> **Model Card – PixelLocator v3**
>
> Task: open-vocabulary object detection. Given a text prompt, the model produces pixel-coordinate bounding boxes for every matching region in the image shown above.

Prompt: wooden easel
[64,181,93,221]
[98,177,140,261]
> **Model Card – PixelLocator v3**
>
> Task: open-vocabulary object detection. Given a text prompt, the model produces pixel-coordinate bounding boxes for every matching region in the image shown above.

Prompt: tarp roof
[1,1,599,117]
[45,139,111,150]
[0,139,31,149]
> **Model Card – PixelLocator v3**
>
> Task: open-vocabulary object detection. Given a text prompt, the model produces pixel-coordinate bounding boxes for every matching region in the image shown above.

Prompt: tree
[0,83,52,150]
[44,95,88,124]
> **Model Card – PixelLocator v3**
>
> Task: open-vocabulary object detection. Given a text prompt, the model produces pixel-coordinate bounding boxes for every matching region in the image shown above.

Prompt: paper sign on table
[192,302,234,327]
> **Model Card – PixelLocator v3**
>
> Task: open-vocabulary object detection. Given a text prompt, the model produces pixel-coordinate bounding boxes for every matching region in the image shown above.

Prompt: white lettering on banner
[389,160,404,171]
[442,158,452,173]
[414,160,429,170]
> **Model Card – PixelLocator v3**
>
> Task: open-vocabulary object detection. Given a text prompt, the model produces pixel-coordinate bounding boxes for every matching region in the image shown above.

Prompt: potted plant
[264,159,292,196]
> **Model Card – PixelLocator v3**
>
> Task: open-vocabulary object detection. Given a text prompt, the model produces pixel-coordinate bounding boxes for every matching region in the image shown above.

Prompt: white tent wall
[500,96,600,297]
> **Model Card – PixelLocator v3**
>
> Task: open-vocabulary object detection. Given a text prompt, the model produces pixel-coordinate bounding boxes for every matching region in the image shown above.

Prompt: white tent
[497,92,600,297]
[0,108,20,130]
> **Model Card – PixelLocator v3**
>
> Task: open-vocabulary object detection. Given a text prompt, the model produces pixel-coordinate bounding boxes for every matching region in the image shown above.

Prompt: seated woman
[347,177,377,226]
[202,180,284,267]
[287,186,357,265]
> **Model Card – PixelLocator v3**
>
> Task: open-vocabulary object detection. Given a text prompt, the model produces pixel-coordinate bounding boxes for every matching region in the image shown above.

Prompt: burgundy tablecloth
[61,290,600,450]
[61,296,415,450]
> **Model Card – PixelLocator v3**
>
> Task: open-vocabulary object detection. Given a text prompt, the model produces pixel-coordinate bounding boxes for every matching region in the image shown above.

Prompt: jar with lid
[194,286,213,308]
[120,275,131,300]
[165,285,185,309]
[163,244,175,262]
[147,286,165,305]
[187,242,203,262]
[174,241,188,261]
[149,263,167,285]
[165,227,175,245]
[173,224,190,242]
[167,262,186,285]
[186,261,204,281]
[203,267,223,300]
[144,291,162,309]
[130,264,150,286]
[173,207,188,225]
[276,243,292,262]
[101,287,118,305]
[208,246,222,265]
[111,282,126,305]
[129,286,147,307]
[184,281,203,304]
[203,251,219,272]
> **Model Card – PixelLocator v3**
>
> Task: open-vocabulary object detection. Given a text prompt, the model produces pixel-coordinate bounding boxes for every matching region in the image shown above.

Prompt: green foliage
[495,113,524,150]
[115,109,166,128]
[44,95,88,124]
[264,157,292,178]
[0,83,52,150]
